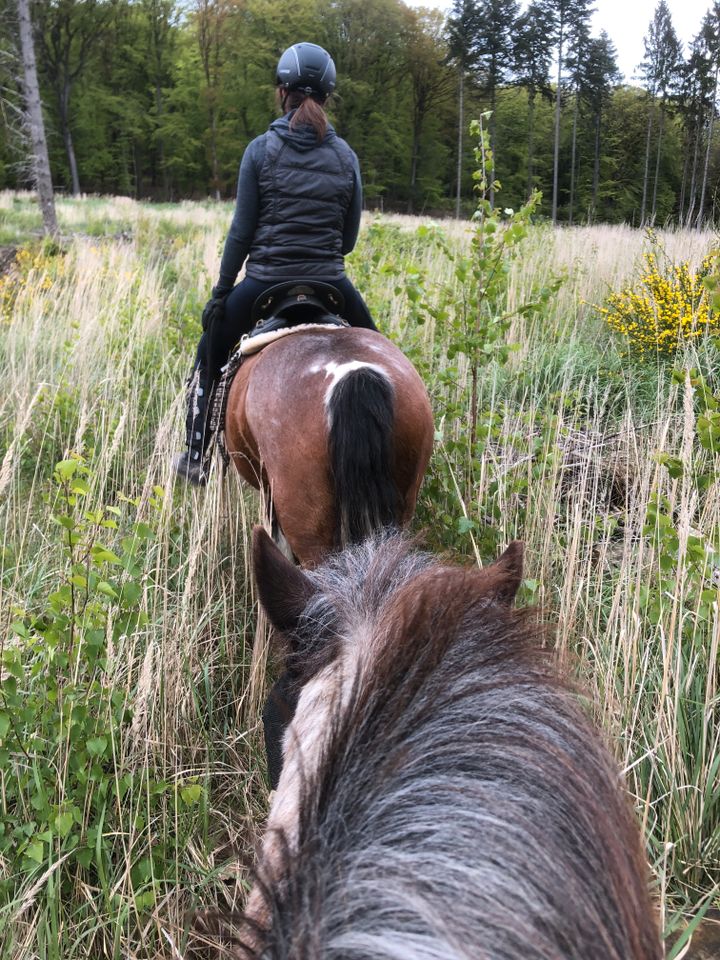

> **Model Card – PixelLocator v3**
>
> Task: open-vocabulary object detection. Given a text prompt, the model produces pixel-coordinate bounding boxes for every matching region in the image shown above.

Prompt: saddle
[247,280,348,340]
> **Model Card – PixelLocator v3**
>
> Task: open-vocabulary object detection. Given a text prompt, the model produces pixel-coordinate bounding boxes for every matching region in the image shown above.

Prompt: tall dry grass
[0,193,718,957]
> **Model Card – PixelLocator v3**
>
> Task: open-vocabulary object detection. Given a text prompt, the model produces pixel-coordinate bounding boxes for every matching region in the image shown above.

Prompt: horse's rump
[224,329,433,566]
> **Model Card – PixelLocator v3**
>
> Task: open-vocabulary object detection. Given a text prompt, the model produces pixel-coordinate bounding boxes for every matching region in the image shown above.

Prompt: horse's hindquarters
[223,329,434,565]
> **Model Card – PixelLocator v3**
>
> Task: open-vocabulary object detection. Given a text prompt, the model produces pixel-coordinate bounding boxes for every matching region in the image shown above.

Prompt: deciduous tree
[446,0,480,216]
[16,0,57,232]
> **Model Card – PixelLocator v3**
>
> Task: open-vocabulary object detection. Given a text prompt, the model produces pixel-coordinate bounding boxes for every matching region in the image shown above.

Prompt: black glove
[201,289,230,332]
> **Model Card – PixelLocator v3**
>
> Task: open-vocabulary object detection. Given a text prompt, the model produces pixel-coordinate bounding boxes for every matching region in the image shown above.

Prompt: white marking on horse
[246,640,363,926]
[323,360,388,407]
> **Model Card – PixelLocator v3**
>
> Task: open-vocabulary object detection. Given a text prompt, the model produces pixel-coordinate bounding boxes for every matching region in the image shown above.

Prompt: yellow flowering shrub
[0,244,64,324]
[599,248,720,357]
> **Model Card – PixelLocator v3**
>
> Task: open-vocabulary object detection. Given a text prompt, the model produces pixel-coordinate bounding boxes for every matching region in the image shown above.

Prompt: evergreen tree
[582,32,620,220]
[638,1,682,224]
[695,4,720,226]
[677,43,714,224]
[513,1,554,199]
[565,12,591,223]
[475,0,519,204]
[543,0,594,223]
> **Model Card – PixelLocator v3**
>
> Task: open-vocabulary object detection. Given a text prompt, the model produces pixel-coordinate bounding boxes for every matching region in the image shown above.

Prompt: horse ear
[252,526,317,633]
[477,540,524,606]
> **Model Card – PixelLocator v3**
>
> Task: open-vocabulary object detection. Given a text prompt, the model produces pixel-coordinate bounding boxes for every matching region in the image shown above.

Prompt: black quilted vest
[244,126,356,282]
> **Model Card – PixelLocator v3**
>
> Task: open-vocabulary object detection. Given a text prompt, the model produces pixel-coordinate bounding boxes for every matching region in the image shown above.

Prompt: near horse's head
[220,530,661,959]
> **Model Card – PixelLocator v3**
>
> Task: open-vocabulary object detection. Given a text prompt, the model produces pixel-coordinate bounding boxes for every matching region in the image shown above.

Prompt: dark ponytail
[284,90,328,141]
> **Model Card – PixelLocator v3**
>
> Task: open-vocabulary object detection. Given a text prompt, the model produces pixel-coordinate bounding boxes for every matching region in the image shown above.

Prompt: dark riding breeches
[195,274,377,382]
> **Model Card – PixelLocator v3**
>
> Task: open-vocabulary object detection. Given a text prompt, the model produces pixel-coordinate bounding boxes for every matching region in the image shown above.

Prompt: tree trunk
[155,80,170,201]
[651,104,665,222]
[686,118,701,227]
[640,103,653,226]
[551,22,564,224]
[408,115,421,214]
[16,0,57,234]
[568,89,579,225]
[58,86,81,196]
[591,109,601,221]
[527,87,536,200]
[132,140,140,198]
[456,68,464,219]
[697,68,718,229]
[209,104,220,201]
[679,128,689,224]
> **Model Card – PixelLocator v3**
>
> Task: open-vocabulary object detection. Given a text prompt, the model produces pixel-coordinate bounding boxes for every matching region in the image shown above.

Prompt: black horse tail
[328,367,400,548]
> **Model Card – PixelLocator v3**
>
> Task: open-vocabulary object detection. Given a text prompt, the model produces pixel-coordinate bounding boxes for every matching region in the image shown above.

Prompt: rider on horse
[173,42,377,486]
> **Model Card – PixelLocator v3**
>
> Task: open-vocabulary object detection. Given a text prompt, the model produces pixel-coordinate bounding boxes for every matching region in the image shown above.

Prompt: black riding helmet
[276,42,336,98]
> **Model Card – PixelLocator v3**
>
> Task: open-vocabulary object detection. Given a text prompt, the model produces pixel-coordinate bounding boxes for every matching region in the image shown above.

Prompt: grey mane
[240,535,660,960]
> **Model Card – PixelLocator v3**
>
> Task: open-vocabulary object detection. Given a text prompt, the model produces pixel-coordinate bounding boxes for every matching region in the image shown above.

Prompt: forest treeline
[1,0,720,225]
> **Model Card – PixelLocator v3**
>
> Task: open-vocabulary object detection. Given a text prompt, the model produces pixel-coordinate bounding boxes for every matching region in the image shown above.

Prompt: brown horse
[196,529,661,959]
[223,327,433,567]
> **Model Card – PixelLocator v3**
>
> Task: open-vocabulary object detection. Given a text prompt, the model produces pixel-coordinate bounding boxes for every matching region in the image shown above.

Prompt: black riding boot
[172,364,213,486]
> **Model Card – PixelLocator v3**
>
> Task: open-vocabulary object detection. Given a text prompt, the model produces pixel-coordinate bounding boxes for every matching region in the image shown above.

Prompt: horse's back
[225,328,433,565]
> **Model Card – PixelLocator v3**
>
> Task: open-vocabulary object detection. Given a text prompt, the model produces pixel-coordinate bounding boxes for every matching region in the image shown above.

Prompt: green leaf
[90,544,122,565]
[180,783,203,806]
[135,889,156,910]
[86,736,108,757]
[52,513,75,530]
[97,581,118,600]
[70,478,90,495]
[0,713,10,740]
[54,812,74,838]
[54,459,78,482]
[26,840,45,864]
[133,522,155,540]
[656,453,684,479]
[457,517,476,534]
[76,847,93,869]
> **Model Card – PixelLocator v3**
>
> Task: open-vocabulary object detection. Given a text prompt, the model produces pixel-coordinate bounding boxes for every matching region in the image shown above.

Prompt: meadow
[0,190,718,958]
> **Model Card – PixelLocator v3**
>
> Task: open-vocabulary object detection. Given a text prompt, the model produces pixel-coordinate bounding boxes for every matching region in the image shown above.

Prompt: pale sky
[405,0,713,82]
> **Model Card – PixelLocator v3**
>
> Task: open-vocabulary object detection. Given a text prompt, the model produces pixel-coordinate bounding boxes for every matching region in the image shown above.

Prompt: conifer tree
[638,0,682,224]
[565,12,590,223]
[446,0,480,217]
[678,43,714,224]
[695,4,720,226]
[475,0,519,204]
[514,1,554,199]
[542,0,594,223]
[583,32,620,220]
